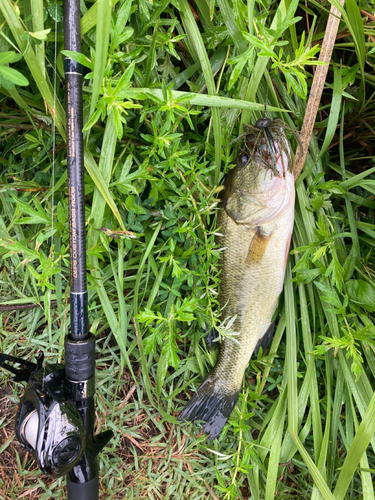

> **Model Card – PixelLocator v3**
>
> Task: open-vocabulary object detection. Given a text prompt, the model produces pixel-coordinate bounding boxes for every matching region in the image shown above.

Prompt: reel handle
[0,352,43,382]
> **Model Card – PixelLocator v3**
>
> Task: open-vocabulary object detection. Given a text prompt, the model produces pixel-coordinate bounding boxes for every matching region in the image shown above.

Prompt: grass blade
[319,63,341,158]
[330,0,366,96]
[265,396,287,500]
[216,0,247,53]
[81,0,119,35]
[333,392,375,500]
[125,87,285,112]
[285,262,298,432]
[89,0,112,118]
[178,0,222,184]
[85,113,125,230]
[30,0,45,75]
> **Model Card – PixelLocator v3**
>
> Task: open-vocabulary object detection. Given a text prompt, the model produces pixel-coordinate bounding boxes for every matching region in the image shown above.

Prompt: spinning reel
[0,337,112,493]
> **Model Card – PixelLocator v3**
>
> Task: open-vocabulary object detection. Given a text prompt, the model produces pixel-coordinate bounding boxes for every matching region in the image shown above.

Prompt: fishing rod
[0,1,112,498]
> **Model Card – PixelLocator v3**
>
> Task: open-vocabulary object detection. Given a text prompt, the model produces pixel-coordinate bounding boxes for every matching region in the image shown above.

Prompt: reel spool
[0,344,112,483]
[15,364,86,477]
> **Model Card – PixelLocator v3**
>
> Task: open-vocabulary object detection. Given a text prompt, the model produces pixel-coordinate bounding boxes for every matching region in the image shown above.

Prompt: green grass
[1,0,375,498]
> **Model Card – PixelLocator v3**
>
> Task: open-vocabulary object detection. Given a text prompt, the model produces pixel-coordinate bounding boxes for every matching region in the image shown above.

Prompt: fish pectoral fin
[245,226,273,265]
[205,327,220,350]
[253,322,275,357]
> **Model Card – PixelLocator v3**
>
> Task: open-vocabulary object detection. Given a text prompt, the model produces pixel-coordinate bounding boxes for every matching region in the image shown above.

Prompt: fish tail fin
[178,376,240,440]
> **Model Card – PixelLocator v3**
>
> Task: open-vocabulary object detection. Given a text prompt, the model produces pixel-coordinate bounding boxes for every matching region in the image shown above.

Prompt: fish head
[224,133,294,226]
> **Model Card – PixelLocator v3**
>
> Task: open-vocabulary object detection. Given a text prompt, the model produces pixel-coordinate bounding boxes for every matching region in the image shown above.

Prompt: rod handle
[67,475,99,500]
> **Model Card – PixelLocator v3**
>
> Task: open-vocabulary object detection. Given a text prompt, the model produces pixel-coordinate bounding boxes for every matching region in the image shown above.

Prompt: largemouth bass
[179,123,295,439]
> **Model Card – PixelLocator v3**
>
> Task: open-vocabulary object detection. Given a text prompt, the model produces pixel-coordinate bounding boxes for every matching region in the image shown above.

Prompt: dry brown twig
[293,0,345,179]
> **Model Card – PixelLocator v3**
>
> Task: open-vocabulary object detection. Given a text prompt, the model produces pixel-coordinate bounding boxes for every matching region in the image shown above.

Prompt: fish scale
[179,128,295,439]
[216,203,294,392]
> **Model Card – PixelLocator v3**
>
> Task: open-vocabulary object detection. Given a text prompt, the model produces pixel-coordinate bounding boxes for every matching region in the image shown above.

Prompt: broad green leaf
[29,28,50,40]
[347,280,375,312]
[0,65,28,85]
[61,50,94,70]
[0,50,22,64]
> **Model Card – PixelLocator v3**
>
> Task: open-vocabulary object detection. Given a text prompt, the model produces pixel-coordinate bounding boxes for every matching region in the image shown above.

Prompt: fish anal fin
[254,322,275,357]
[245,226,272,265]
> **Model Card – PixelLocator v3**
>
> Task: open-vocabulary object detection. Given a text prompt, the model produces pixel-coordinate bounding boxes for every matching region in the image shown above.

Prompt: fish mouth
[240,135,282,171]
[253,143,289,178]
[238,118,293,177]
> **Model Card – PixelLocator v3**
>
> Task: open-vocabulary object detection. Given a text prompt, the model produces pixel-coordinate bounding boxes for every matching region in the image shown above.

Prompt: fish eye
[238,153,249,167]
[255,117,273,129]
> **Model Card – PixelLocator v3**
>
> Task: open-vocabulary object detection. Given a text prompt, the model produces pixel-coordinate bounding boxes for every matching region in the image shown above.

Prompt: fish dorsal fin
[245,226,272,265]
